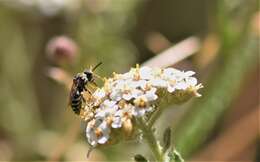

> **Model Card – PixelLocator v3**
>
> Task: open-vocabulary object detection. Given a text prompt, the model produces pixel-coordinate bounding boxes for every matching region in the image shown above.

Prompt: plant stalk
[137,117,165,162]
[148,108,164,127]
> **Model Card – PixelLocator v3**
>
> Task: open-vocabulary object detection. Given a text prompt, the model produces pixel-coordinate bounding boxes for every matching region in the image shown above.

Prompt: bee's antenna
[92,62,102,72]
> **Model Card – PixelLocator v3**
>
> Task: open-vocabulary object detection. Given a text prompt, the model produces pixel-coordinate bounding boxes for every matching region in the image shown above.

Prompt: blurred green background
[0,0,259,161]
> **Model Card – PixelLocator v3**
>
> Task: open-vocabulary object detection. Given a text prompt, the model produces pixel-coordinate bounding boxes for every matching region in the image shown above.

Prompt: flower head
[80,65,202,147]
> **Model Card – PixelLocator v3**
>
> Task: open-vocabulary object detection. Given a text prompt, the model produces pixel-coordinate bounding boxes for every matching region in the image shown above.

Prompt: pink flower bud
[46,36,78,64]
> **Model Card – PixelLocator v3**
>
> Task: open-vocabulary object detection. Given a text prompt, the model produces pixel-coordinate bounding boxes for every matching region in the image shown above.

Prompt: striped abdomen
[70,90,82,115]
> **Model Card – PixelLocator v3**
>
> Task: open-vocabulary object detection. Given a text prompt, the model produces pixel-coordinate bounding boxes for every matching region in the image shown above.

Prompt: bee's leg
[82,95,86,103]
[92,81,98,87]
[84,87,92,94]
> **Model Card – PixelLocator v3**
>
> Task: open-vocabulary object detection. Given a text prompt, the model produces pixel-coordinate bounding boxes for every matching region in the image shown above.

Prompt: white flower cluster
[82,65,202,147]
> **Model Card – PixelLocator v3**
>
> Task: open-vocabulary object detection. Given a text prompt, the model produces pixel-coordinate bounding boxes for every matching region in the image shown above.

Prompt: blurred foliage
[0,0,258,161]
[174,0,258,158]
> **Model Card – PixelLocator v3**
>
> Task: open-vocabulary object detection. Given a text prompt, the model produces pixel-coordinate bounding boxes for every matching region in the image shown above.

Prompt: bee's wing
[92,73,104,81]
[68,82,77,106]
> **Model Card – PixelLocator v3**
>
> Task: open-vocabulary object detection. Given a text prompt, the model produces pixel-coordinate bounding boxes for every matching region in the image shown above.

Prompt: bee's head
[73,72,89,85]
[83,70,93,82]
[74,62,102,85]
[82,62,102,82]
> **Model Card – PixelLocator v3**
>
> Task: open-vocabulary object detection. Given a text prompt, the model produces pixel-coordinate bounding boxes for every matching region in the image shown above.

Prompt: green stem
[148,107,164,127]
[137,117,164,162]
[148,90,171,127]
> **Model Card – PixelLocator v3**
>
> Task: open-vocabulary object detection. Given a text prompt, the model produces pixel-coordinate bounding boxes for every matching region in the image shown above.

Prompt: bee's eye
[84,71,93,81]
[87,73,93,80]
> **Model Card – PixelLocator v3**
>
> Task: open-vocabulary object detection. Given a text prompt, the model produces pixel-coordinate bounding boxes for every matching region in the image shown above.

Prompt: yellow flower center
[106,116,113,126]
[134,96,148,108]
[118,100,127,109]
[95,128,103,138]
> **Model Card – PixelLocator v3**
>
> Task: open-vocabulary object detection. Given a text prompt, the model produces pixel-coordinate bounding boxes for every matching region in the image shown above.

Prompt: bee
[69,62,102,115]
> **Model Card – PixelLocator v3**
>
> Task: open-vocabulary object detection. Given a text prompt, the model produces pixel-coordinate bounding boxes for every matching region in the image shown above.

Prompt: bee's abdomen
[71,92,82,115]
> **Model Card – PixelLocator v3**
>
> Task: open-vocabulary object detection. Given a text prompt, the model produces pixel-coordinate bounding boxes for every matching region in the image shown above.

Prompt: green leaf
[163,127,172,153]
[134,154,148,162]
[168,149,184,162]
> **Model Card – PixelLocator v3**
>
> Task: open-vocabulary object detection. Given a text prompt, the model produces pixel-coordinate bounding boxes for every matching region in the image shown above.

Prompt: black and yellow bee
[69,62,102,115]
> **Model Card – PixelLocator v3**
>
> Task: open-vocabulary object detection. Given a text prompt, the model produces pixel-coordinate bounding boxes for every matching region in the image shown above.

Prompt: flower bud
[122,118,133,138]
[46,36,78,64]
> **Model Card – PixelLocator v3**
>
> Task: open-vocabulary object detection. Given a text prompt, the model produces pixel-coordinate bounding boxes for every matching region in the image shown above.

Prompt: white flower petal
[111,116,122,128]
[121,71,134,80]
[186,77,197,86]
[129,80,147,88]
[175,81,189,90]
[93,88,106,99]
[103,100,116,108]
[150,78,168,87]
[110,90,122,101]
[167,85,176,93]
[132,107,146,117]
[145,88,158,101]
[132,89,144,98]
[163,68,179,77]
[185,71,195,76]
[98,135,109,144]
[139,66,153,80]
[122,93,133,101]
